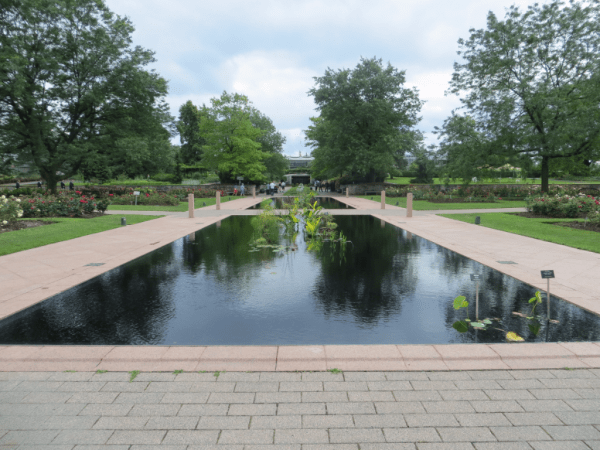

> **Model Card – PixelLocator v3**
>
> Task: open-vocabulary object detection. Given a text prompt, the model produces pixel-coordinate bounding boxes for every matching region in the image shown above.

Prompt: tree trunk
[541,156,549,193]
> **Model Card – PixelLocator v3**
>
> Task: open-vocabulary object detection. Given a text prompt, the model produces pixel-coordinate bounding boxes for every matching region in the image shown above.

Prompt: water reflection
[250,197,353,209]
[0,216,599,345]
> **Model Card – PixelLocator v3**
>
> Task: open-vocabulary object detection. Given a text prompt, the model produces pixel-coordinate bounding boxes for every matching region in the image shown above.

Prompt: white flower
[1,220,7,225]
[1,195,4,199]
[15,198,20,202]
[17,212,23,217]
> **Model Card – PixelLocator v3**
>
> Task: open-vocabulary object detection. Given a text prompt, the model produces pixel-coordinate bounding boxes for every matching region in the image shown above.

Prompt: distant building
[283,153,313,185]
[404,153,417,166]
[286,153,314,169]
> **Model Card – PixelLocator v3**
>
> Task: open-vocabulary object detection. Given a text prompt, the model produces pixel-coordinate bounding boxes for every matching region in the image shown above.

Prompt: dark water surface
[250,197,353,209]
[1,216,598,345]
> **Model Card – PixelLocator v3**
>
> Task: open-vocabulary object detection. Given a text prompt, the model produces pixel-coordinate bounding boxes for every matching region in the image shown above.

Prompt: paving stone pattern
[3,370,600,449]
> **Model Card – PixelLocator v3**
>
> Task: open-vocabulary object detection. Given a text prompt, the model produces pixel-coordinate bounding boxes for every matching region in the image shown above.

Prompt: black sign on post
[541,270,555,279]
[470,274,481,281]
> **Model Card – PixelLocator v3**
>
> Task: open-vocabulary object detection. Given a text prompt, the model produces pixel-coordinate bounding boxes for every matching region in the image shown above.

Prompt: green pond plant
[451,291,548,341]
[250,190,350,259]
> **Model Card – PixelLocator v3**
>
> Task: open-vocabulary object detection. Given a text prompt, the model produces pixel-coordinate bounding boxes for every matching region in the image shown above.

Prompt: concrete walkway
[3,368,600,450]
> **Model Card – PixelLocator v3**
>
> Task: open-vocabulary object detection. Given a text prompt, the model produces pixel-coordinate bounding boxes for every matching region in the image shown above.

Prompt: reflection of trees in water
[0,244,181,344]
[443,268,600,343]
[181,216,285,287]
[313,216,420,325]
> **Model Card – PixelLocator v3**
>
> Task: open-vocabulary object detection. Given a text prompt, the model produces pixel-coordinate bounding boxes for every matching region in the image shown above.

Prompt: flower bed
[2,191,110,220]
[526,193,600,220]
[108,192,180,206]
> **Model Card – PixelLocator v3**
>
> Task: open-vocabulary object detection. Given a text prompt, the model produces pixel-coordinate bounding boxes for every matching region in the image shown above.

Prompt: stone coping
[1,342,600,372]
[1,195,599,372]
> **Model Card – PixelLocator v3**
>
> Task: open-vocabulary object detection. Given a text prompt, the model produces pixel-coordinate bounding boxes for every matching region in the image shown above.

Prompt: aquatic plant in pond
[452,290,556,341]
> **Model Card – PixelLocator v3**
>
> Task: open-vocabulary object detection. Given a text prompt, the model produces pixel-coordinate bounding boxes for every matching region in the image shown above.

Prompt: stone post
[381,190,385,209]
[188,193,194,218]
[188,232,195,242]
[216,191,221,210]
[406,193,413,218]
[252,185,256,199]
[346,187,349,198]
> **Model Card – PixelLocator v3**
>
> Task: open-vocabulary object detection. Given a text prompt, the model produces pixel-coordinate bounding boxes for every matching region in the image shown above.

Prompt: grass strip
[356,195,527,210]
[441,212,600,254]
[107,196,239,212]
[0,214,162,256]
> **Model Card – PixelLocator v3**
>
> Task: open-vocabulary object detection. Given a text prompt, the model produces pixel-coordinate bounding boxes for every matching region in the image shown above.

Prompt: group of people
[265,181,286,195]
[313,180,331,192]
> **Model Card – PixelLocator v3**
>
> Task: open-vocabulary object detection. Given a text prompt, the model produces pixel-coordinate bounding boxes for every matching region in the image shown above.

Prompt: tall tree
[305,57,423,182]
[450,0,600,192]
[435,113,495,182]
[249,109,288,180]
[0,0,171,192]
[177,101,204,165]
[199,92,268,183]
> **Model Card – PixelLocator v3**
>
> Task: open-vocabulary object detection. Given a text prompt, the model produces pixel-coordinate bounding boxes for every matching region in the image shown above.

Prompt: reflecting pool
[0,216,598,345]
[249,197,353,209]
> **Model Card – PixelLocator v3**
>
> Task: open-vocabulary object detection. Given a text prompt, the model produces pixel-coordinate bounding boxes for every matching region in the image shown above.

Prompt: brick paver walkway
[3,369,600,449]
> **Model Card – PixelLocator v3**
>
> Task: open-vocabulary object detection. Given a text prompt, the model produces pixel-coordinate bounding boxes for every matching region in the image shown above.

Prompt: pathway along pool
[249,197,354,209]
[0,215,598,345]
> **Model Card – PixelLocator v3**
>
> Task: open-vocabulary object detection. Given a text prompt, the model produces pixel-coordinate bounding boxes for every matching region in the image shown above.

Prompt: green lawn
[0,214,162,256]
[441,212,600,254]
[385,177,593,185]
[107,196,239,212]
[357,195,527,210]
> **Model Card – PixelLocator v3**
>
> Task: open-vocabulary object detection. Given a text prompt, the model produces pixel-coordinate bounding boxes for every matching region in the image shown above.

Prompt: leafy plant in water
[452,296,470,333]
[528,291,543,318]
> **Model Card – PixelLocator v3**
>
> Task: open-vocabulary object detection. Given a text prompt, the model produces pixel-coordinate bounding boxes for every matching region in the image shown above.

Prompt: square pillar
[188,193,194,218]
[381,190,385,209]
[406,193,413,218]
[216,191,221,210]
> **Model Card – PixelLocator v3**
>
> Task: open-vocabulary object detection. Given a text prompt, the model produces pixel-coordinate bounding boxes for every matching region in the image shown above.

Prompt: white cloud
[215,50,318,141]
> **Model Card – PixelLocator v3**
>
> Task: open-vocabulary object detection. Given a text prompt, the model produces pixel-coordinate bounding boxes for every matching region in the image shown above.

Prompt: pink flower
[109,194,114,197]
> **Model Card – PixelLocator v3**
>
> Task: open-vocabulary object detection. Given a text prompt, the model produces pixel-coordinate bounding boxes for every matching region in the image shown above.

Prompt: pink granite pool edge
[1,195,599,372]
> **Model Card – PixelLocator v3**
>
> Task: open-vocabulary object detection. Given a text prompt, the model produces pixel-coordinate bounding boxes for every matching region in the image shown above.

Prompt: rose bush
[526,194,600,218]
[16,191,110,218]
[0,195,23,226]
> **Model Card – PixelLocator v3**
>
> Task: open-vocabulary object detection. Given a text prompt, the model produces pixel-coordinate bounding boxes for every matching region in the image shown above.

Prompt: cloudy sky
[104,0,551,156]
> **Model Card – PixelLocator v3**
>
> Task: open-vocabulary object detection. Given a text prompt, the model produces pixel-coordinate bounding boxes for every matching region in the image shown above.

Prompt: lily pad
[483,319,492,325]
[471,322,486,329]
[452,320,469,333]
[453,296,469,310]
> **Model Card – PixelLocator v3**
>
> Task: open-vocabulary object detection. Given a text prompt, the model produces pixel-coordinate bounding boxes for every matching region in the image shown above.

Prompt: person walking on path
[69,180,74,191]
[60,180,66,189]
[37,181,42,189]
[15,179,20,190]
[270,181,275,196]
[281,181,286,192]
[240,183,245,196]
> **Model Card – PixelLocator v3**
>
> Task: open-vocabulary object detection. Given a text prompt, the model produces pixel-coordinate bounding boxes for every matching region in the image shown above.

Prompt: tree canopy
[249,109,288,181]
[305,57,423,182]
[449,0,600,192]
[0,0,172,191]
[177,101,205,165]
[199,92,269,183]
